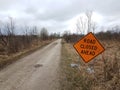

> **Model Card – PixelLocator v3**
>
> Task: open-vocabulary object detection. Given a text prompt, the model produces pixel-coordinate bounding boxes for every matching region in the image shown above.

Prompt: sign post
[73,32,105,63]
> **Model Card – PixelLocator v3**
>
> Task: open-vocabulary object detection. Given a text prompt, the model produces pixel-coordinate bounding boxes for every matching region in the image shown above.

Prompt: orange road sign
[73,32,105,63]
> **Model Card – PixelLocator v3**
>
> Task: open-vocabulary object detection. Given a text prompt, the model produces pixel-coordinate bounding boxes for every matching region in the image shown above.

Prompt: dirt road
[0,39,61,90]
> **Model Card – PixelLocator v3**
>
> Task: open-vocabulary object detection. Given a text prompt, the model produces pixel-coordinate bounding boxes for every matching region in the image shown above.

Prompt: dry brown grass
[60,40,93,90]
[60,40,120,90]
[0,40,53,69]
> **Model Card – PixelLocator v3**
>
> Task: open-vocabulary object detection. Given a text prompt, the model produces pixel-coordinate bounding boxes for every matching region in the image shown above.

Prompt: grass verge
[0,40,53,70]
[60,40,120,90]
[60,40,93,90]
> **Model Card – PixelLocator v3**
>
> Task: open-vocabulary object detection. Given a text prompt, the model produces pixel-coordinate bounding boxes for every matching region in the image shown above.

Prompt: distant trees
[63,31,83,43]
[0,17,58,55]
[96,29,120,41]
[63,26,120,43]
[40,28,61,40]
[62,31,71,43]
[63,11,95,43]
[0,22,40,54]
[49,32,60,40]
[0,17,17,54]
[40,27,49,40]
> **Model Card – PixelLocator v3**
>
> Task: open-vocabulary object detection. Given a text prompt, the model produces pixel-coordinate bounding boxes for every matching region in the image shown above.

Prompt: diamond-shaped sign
[73,32,105,63]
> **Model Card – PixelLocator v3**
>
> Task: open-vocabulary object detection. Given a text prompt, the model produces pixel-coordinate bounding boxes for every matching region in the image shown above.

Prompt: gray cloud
[0,0,120,33]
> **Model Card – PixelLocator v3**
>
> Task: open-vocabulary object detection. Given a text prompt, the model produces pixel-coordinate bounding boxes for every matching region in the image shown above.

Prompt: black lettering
[84,38,87,43]
[85,45,97,50]
[83,38,96,44]
[81,50,88,54]
[89,51,95,56]
[92,40,96,44]
[81,50,95,56]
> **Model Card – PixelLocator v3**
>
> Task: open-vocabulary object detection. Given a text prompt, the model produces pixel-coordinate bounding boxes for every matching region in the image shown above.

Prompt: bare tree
[3,17,17,53]
[76,17,86,34]
[0,28,7,47]
[91,22,97,33]
[4,17,15,36]
[76,11,97,34]
[86,11,92,33]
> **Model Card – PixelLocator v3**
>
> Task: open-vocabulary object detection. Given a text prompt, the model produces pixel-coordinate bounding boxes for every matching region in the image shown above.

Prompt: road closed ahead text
[80,38,97,56]
[73,32,105,63]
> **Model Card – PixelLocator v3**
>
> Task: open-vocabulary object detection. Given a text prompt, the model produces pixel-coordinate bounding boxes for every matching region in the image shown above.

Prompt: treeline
[63,33,83,43]
[63,29,120,43]
[0,18,60,55]
[95,31,120,41]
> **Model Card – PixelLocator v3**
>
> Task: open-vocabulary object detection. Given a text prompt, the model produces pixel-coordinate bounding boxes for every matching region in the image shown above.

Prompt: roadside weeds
[60,40,120,90]
[0,40,53,69]
[60,40,93,90]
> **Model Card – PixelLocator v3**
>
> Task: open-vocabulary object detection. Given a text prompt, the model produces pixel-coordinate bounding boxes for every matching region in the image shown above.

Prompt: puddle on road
[34,64,43,68]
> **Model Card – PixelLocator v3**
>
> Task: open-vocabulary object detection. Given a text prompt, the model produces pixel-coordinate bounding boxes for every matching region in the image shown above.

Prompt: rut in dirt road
[0,39,61,90]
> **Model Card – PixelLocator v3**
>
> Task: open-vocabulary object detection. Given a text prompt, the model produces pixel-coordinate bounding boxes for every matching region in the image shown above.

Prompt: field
[60,39,120,90]
[0,40,52,69]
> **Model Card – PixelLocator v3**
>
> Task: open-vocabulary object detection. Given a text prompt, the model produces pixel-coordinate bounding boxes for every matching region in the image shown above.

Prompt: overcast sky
[0,0,120,34]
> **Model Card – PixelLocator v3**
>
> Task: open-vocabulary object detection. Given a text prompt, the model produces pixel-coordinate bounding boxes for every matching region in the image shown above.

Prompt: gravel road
[0,39,61,90]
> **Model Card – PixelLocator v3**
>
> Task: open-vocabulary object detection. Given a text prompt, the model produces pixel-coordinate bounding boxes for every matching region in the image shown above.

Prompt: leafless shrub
[0,17,54,55]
